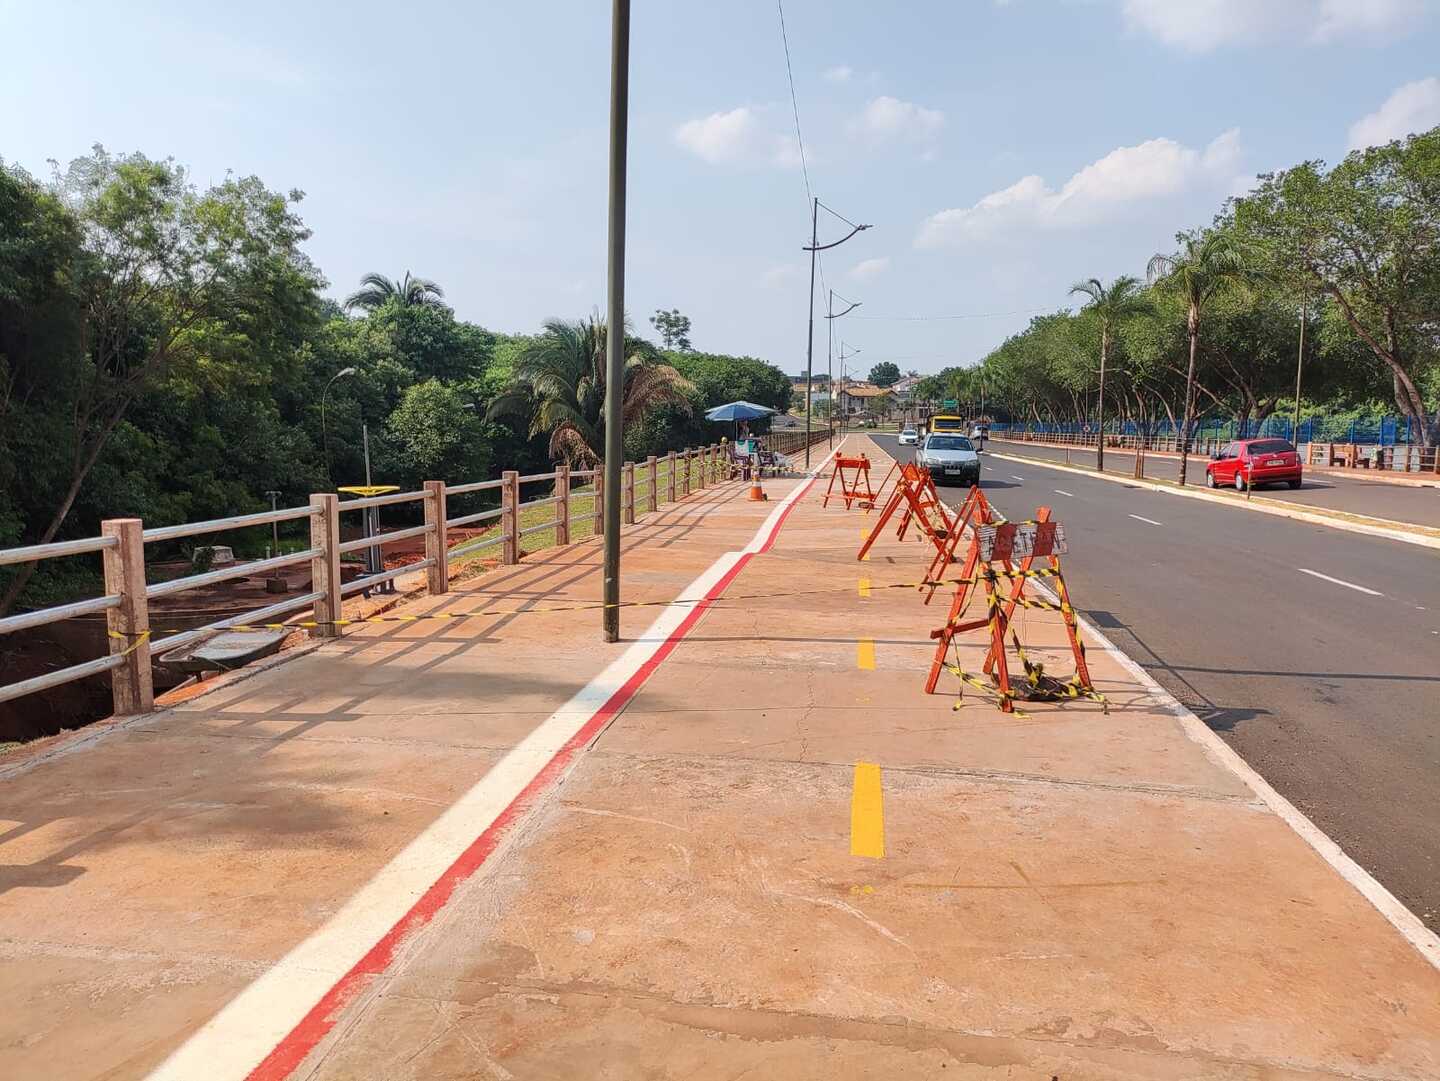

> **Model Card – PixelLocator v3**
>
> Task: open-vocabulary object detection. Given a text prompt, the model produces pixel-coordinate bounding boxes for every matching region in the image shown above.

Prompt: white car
[916,433,981,486]
[898,427,919,446]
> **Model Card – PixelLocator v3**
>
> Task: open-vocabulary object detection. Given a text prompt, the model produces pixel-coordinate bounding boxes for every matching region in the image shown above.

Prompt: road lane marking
[1010,474,1025,481]
[1298,568,1383,596]
[850,762,885,859]
[1128,514,1163,526]
[859,525,870,561]
[1054,489,1074,497]
[858,577,871,598]
[856,638,876,669]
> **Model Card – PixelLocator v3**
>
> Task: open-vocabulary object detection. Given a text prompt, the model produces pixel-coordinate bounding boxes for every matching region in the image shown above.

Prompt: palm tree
[343,271,445,313]
[1069,275,1149,472]
[486,315,693,467]
[1147,230,1254,486]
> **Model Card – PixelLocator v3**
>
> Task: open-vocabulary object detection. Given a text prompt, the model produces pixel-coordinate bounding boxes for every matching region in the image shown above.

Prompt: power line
[776,0,812,206]
[852,307,1053,321]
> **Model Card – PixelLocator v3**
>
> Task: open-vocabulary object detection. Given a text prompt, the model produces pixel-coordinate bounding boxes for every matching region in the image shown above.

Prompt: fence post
[100,518,153,715]
[667,451,678,502]
[681,450,692,496]
[502,469,519,564]
[593,467,605,538]
[555,463,571,545]
[423,480,448,596]
[623,462,636,525]
[647,455,658,512]
[308,493,343,640]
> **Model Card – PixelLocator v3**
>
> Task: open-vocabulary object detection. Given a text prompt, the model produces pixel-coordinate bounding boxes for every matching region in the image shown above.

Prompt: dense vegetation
[0,149,792,613]
[916,129,1440,452]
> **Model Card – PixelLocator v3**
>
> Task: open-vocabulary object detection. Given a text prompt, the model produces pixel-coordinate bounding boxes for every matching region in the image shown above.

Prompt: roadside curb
[987,450,1440,551]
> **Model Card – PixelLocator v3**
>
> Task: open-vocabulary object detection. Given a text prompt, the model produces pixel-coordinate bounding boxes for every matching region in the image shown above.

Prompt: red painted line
[247,471,820,1080]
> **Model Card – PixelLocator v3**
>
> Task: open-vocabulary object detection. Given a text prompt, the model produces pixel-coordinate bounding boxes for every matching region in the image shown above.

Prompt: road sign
[942,399,958,410]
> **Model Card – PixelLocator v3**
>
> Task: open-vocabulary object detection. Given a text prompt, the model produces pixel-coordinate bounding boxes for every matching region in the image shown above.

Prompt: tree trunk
[1177,304,1199,486]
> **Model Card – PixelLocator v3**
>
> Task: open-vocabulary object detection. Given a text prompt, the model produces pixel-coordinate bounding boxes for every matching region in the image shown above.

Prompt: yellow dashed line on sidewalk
[859,525,870,560]
[856,638,875,670]
[850,762,885,859]
[858,577,871,598]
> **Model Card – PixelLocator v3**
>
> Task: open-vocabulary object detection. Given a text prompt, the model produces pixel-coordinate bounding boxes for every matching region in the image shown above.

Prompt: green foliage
[649,307,692,351]
[868,361,901,387]
[386,380,491,487]
[343,271,445,313]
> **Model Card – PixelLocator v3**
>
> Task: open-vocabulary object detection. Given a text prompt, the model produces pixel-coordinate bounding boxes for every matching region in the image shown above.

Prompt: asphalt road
[987,438,1440,528]
[873,433,1440,930]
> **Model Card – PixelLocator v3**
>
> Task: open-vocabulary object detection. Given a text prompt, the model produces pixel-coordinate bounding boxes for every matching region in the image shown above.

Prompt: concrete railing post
[623,462,636,525]
[308,493,343,639]
[555,463,571,545]
[647,455,658,513]
[501,470,520,564]
[593,468,605,538]
[667,451,678,503]
[423,481,448,595]
[101,518,153,715]
[681,451,692,496]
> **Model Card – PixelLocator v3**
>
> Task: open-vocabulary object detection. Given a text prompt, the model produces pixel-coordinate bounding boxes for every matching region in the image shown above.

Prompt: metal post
[423,481,447,595]
[265,490,282,558]
[667,451,678,502]
[308,493,343,639]
[623,462,636,525]
[602,0,630,642]
[647,455,658,512]
[555,463,571,546]
[502,470,520,565]
[804,196,817,470]
[1292,291,1306,445]
[362,422,373,487]
[101,518,152,715]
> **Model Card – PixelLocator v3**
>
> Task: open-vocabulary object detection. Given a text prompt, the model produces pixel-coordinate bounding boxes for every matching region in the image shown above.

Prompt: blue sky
[3,0,1439,376]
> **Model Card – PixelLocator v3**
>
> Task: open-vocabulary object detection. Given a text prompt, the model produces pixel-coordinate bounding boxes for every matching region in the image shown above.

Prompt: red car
[1206,438,1303,490]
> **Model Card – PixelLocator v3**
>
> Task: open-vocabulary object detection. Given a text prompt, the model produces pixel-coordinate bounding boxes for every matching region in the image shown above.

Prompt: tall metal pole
[803,196,817,469]
[602,0,630,643]
[826,289,834,449]
[1292,291,1306,445]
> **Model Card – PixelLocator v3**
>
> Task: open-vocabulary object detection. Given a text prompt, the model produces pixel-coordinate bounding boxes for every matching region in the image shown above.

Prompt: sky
[4,0,1440,378]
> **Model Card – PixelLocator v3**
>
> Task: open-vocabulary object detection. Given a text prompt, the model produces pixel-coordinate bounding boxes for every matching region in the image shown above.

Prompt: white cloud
[848,256,891,280]
[1120,0,1425,51]
[916,130,1241,247]
[1348,77,1440,149]
[759,263,802,289]
[674,106,795,167]
[823,65,853,82]
[851,97,944,159]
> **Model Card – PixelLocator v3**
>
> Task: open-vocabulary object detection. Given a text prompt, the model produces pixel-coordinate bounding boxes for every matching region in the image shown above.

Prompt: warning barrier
[823,454,877,509]
[923,507,1105,715]
[856,463,955,562]
[921,485,1002,604]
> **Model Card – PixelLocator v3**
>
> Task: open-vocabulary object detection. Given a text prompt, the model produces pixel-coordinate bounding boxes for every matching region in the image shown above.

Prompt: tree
[1233,132,1440,445]
[1069,275,1149,470]
[343,271,444,313]
[1147,229,1255,485]
[386,379,490,487]
[649,308,692,351]
[868,361,901,387]
[486,315,693,466]
[1,148,322,616]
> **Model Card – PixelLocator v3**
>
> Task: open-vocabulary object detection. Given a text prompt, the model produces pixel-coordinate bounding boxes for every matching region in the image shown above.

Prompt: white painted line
[1023,578,1440,974]
[144,450,840,1081]
[1128,514,1163,526]
[1297,568,1384,597]
[1054,489,1075,498]
[1010,474,1025,482]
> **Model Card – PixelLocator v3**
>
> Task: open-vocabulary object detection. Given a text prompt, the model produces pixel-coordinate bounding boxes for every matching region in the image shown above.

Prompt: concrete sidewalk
[2,439,1438,1080]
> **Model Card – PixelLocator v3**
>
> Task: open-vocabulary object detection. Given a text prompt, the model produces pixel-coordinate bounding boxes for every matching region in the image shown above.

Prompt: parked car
[898,427,919,446]
[1206,438,1303,490]
[917,433,981,486]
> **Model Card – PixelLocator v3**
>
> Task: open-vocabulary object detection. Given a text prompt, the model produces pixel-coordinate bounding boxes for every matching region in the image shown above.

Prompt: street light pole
[602,0,630,643]
[802,201,870,469]
[824,289,861,450]
[320,366,357,487]
[1292,290,1306,445]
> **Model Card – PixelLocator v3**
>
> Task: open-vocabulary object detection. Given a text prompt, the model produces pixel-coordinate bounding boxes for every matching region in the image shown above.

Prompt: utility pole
[802,200,870,468]
[824,289,861,449]
[1292,291,1306,446]
[602,0,630,643]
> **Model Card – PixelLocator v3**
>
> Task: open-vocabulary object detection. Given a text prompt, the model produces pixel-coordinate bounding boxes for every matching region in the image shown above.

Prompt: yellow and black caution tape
[945,663,1030,717]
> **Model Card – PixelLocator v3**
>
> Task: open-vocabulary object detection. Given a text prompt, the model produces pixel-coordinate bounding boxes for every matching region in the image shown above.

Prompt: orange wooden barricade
[823,454,877,509]
[856,464,955,562]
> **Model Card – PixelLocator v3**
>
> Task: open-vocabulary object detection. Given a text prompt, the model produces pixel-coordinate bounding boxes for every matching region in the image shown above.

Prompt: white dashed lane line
[1128,514,1163,526]
[1298,568,1384,597]
[1010,474,1025,482]
[1054,489,1074,497]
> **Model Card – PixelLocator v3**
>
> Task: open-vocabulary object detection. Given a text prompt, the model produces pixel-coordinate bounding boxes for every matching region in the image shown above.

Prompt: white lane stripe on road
[1298,568,1384,596]
[1010,474,1025,481]
[1128,514,1163,526]
[1054,489,1074,497]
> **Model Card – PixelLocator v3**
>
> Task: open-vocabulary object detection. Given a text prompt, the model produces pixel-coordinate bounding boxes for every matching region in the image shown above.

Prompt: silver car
[898,427,919,446]
[916,433,981,486]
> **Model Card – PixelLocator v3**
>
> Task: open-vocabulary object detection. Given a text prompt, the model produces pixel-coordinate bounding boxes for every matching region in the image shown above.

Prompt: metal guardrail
[0,439,754,716]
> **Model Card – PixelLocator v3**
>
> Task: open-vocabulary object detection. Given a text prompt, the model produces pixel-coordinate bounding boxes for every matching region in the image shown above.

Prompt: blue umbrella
[704,401,776,422]
[704,401,777,444]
